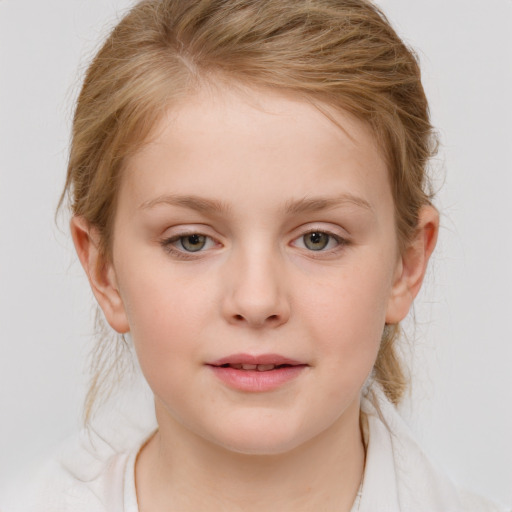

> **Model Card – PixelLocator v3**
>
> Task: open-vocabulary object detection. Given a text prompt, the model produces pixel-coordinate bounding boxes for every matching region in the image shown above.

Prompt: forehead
[121,85,391,216]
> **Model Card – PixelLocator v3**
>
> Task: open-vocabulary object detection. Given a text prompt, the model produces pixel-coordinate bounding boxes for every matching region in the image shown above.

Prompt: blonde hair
[62,0,437,420]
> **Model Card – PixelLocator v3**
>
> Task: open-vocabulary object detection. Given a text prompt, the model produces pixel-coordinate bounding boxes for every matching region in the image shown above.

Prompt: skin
[72,85,438,511]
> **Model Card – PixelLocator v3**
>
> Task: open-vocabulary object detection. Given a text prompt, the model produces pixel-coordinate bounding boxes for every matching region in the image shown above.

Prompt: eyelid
[159,227,221,259]
[292,223,349,240]
[289,225,350,253]
[158,224,349,259]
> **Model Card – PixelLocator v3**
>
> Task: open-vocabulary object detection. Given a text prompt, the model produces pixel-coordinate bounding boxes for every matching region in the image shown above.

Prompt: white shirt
[1,383,508,512]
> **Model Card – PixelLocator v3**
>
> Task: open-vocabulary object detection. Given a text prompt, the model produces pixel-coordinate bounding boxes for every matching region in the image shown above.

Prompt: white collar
[357,383,503,512]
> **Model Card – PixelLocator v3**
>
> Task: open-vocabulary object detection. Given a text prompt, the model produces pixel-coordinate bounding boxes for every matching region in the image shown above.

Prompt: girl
[1,0,509,510]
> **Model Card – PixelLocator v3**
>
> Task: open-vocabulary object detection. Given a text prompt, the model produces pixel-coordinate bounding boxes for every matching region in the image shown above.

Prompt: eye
[179,234,208,252]
[161,232,217,254]
[292,231,343,252]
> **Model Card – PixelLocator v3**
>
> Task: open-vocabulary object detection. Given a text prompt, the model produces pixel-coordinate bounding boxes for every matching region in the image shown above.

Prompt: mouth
[207,353,306,369]
[216,362,302,372]
[206,354,308,392]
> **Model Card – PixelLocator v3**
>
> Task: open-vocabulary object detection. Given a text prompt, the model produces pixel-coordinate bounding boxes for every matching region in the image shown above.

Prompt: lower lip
[208,365,307,392]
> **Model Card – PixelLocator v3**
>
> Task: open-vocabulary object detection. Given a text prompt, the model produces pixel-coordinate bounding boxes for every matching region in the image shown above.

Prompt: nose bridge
[222,238,290,328]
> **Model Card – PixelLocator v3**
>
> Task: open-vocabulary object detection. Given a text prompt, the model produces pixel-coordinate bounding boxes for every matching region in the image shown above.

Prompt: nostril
[232,313,280,324]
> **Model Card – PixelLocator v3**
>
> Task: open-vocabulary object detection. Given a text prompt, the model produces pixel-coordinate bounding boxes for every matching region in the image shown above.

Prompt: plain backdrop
[1,0,511,505]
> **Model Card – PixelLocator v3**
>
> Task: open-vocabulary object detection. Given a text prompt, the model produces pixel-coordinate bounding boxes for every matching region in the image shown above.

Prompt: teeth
[228,363,277,371]
[257,364,275,371]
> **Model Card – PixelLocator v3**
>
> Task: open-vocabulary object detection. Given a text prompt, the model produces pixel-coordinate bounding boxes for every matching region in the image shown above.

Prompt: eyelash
[159,232,218,260]
[159,229,349,259]
[293,229,348,255]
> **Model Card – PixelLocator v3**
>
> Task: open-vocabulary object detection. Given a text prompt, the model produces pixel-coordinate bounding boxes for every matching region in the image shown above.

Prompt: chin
[204,420,314,457]
[221,438,305,457]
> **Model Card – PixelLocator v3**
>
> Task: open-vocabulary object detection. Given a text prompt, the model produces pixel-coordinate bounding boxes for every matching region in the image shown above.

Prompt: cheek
[117,266,214,382]
[298,259,393,364]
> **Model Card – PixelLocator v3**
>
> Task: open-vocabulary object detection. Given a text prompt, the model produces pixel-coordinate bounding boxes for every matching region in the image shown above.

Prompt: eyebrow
[284,194,373,215]
[139,193,372,215]
[139,194,231,214]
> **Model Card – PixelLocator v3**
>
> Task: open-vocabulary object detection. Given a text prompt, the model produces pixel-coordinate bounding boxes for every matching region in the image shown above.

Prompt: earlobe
[385,205,439,324]
[70,216,130,334]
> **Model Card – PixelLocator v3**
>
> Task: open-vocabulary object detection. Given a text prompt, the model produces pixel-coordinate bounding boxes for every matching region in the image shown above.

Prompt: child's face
[100,87,409,454]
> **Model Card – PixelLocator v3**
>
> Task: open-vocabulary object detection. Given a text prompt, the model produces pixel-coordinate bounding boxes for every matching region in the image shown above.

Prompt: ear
[70,216,130,333]
[385,205,439,324]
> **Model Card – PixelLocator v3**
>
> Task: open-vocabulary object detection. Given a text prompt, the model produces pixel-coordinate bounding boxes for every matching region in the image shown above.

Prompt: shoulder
[359,383,510,512]
[0,379,157,512]
[458,490,511,512]
[0,423,154,512]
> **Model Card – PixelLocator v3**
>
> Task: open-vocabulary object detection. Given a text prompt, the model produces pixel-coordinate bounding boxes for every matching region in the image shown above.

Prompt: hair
[61,0,437,421]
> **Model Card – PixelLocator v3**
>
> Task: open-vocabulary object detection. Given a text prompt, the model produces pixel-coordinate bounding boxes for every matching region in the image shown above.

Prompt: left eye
[179,234,208,252]
[293,231,341,251]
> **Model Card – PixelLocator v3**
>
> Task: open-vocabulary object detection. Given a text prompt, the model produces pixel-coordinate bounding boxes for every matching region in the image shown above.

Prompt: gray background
[1,0,511,504]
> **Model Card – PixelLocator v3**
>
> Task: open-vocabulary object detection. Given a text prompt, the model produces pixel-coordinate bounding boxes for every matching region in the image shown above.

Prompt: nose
[221,245,291,329]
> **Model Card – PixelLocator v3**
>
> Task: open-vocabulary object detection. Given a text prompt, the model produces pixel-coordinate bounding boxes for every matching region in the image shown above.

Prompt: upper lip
[208,353,306,367]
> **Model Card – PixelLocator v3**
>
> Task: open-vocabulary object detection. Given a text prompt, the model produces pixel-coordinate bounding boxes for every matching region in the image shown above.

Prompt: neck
[136,399,365,512]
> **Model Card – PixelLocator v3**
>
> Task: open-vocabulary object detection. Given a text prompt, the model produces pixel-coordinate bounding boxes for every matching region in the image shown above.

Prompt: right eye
[161,233,217,255]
